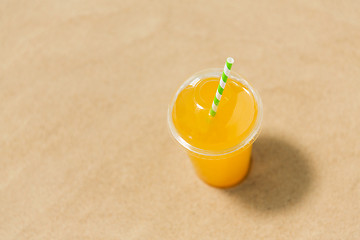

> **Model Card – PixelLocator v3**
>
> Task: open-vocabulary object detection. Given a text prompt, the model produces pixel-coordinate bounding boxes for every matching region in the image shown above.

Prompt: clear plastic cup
[168,68,263,188]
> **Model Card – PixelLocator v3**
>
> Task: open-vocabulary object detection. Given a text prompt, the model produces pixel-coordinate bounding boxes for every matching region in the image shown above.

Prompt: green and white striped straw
[209,57,234,117]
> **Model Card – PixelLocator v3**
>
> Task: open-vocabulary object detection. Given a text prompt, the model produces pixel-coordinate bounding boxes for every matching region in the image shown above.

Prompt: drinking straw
[209,57,234,117]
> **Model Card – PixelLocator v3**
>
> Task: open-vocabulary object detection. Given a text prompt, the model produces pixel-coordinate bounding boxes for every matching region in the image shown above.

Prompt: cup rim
[167,68,263,157]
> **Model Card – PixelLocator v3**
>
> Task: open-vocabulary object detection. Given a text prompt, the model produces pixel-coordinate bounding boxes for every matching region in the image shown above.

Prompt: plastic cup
[168,68,263,188]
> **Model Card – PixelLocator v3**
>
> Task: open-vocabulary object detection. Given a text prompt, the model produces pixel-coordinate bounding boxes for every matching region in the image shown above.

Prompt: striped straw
[209,57,234,117]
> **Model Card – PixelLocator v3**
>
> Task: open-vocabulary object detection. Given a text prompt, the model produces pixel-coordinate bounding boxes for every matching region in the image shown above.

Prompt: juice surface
[172,77,258,152]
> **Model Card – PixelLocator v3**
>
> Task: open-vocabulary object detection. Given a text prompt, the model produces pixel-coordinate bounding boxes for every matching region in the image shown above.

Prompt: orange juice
[168,69,262,188]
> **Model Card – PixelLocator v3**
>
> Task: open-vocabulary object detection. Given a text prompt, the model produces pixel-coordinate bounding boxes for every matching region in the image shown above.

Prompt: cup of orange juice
[168,67,263,188]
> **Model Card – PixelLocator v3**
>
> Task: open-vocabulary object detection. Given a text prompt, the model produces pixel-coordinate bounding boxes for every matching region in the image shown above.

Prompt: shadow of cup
[224,135,314,211]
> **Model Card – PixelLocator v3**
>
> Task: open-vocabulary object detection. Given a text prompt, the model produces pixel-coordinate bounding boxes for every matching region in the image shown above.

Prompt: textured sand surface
[0,0,359,239]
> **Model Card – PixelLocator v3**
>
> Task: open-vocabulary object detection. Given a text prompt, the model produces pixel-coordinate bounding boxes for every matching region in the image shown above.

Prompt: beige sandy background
[1,0,359,239]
